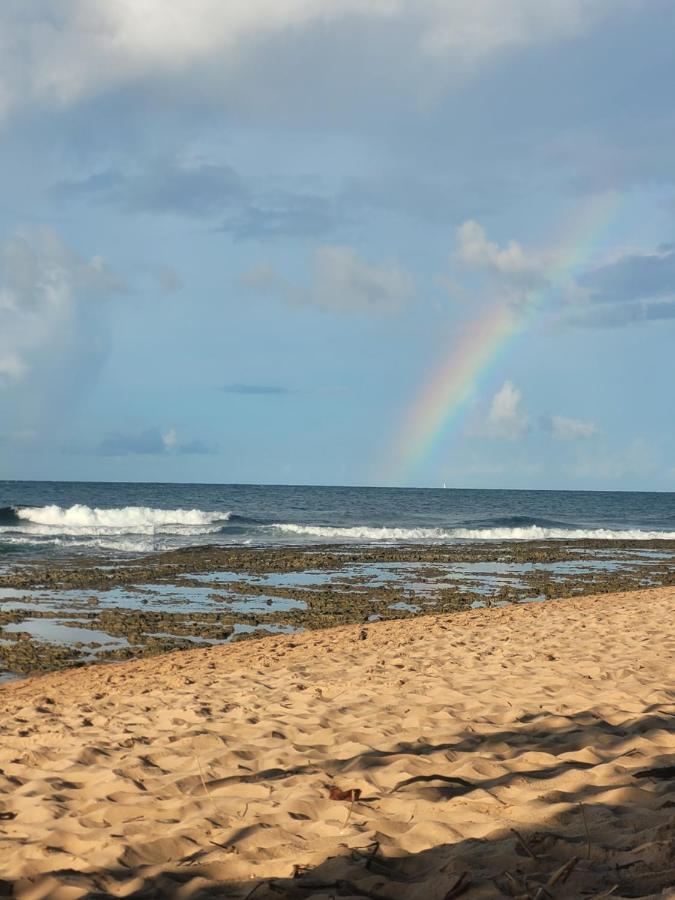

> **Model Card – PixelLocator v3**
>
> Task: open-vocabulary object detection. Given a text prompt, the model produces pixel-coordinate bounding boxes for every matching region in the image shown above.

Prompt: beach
[5,2,675,894]
[1,586,673,898]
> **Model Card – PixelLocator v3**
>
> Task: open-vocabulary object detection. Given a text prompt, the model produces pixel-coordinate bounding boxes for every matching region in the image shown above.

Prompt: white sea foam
[272,524,450,540]
[270,523,675,541]
[6,504,228,535]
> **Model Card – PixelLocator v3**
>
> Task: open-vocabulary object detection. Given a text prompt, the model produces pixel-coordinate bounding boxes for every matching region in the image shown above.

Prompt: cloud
[580,244,675,304]
[220,383,295,396]
[0,228,126,427]
[95,426,217,456]
[245,245,414,314]
[453,221,675,329]
[481,380,530,440]
[547,414,599,440]
[222,191,340,241]
[568,244,675,326]
[570,298,675,328]
[54,159,247,217]
[0,352,27,387]
[452,220,556,313]
[161,428,178,450]
[53,158,341,240]
[456,220,548,286]
[0,2,621,123]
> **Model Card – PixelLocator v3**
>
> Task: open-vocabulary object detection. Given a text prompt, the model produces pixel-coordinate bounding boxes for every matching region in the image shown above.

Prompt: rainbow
[385,192,621,485]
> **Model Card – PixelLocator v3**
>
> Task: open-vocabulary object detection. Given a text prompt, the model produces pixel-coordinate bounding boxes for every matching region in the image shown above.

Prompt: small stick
[503,871,526,896]
[267,878,393,900]
[510,827,539,860]
[546,856,578,888]
[364,840,380,869]
[327,687,350,701]
[578,802,592,859]
[588,887,618,899]
[342,793,357,829]
[197,757,211,798]
[444,871,471,899]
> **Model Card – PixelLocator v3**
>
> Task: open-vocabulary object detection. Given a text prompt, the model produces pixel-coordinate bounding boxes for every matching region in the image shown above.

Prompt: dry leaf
[329,786,361,802]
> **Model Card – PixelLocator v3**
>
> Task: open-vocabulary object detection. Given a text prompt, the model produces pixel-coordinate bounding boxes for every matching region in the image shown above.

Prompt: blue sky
[1,1,675,489]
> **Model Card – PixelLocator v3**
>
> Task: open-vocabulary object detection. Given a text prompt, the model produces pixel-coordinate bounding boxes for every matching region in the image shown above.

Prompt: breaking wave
[3,498,675,556]
[269,523,675,542]
[0,504,230,537]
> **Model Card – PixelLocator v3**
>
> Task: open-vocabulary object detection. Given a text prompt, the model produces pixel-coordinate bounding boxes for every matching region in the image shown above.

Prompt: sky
[1,0,675,490]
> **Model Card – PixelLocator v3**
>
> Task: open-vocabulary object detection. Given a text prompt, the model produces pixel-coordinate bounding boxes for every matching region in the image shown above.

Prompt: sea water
[1,480,675,557]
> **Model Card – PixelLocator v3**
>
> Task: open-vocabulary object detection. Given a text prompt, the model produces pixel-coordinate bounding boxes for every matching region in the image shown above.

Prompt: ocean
[2,480,675,558]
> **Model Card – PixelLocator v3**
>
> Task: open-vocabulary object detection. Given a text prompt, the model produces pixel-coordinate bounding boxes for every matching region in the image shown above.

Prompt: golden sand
[0,588,674,898]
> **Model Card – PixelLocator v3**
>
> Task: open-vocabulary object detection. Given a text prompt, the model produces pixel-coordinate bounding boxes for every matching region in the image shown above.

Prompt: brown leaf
[329,786,361,802]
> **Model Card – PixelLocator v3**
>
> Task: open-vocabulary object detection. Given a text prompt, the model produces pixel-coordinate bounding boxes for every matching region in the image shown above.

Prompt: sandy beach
[0,587,673,899]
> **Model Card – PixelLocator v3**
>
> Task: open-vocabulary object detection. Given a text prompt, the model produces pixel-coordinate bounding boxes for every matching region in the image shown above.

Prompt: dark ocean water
[1,480,675,558]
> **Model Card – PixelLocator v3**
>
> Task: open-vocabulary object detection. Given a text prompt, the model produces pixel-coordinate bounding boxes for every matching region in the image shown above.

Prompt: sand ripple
[0,588,674,898]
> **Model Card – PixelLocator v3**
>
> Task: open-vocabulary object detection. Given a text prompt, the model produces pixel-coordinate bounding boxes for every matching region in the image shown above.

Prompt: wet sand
[0,586,673,898]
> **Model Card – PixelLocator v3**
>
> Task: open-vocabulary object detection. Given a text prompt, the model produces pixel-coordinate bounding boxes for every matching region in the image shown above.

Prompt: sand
[0,587,673,899]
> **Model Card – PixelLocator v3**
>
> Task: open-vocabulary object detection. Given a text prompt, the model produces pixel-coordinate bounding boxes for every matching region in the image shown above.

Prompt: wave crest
[5,504,229,535]
[270,523,675,541]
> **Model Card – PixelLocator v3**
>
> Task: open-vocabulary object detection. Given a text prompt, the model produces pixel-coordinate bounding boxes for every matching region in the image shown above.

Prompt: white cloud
[456,220,543,278]
[549,414,599,440]
[452,218,600,323]
[482,380,529,440]
[454,217,675,331]
[0,228,126,426]
[245,245,414,314]
[0,352,27,386]
[311,245,413,313]
[162,427,178,450]
[0,2,626,121]
[455,219,552,299]
[418,0,612,60]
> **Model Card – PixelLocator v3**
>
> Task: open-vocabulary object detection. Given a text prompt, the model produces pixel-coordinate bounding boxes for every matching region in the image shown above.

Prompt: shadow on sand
[3,706,674,899]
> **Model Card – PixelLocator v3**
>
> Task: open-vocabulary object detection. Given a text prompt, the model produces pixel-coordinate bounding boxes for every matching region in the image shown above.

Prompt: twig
[358,840,380,870]
[197,756,211,798]
[587,887,618,899]
[342,793,357,829]
[349,847,437,883]
[503,871,527,896]
[267,878,394,899]
[444,871,472,899]
[511,827,539,860]
[578,802,592,860]
[243,882,267,900]
[390,773,473,794]
[485,787,508,807]
[546,856,578,888]
[327,687,350,702]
